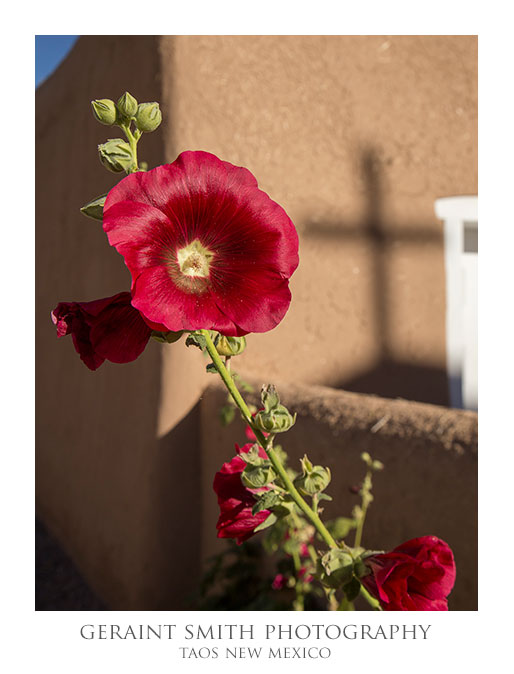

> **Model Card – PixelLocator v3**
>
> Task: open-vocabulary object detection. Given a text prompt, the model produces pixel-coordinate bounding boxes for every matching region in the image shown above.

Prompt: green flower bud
[215,335,246,357]
[116,92,138,119]
[241,464,276,489]
[80,193,107,221]
[295,465,331,495]
[318,549,355,589]
[253,407,296,434]
[253,384,296,433]
[98,138,133,173]
[91,99,117,125]
[135,102,162,132]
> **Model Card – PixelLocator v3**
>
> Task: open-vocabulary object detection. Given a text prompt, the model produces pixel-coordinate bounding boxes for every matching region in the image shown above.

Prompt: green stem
[359,585,383,611]
[354,471,371,549]
[267,446,338,549]
[121,123,139,173]
[337,596,355,611]
[199,329,338,551]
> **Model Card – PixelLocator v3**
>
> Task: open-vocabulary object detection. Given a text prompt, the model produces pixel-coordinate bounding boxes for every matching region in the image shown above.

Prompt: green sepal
[151,330,184,344]
[253,512,278,533]
[185,331,208,351]
[343,577,362,602]
[261,384,281,412]
[239,445,265,466]
[241,463,276,489]
[319,549,355,589]
[251,490,281,515]
[318,493,333,502]
[80,193,107,221]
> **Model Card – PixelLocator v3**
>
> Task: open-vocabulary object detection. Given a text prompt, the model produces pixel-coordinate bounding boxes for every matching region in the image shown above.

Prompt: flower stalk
[200,329,338,550]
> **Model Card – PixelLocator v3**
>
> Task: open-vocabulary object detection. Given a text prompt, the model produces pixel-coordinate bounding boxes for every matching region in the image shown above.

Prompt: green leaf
[206,363,218,374]
[185,332,208,351]
[80,193,107,221]
[318,493,333,502]
[343,577,361,602]
[253,512,278,532]
[251,490,281,515]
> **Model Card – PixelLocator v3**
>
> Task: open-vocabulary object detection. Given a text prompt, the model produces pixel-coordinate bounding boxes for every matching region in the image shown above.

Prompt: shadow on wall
[303,149,448,406]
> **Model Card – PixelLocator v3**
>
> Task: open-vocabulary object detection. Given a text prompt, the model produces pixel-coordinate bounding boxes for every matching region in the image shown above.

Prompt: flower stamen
[177,239,213,278]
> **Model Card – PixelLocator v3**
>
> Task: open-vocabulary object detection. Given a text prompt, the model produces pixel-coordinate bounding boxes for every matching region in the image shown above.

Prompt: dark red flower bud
[213,443,270,544]
[271,574,287,590]
[51,292,152,370]
[361,536,456,610]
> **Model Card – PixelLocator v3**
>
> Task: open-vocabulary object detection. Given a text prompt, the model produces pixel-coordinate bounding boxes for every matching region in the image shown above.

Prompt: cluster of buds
[91,92,162,133]
[81,92,162,221]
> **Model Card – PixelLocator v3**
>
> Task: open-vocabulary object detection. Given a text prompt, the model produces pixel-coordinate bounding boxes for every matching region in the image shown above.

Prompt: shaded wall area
[36,35,205,609]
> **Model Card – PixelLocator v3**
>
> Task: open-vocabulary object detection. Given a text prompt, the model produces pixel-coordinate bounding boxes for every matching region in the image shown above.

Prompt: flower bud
[318,549,355,589]
[253,407,296,434]
[80,193,107,221]
[215,335,246,357]
[241,464,276,489]
[295,465,331,496]
[116,92,138,119]
[135,102,162,132]
[98,138,133,173]
[91,99,117,125]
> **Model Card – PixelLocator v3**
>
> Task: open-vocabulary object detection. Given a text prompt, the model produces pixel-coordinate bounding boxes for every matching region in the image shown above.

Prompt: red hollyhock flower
[103,151,299,336]
[213,443,271,544]
[361,536,456,611]
[51,292,152,371]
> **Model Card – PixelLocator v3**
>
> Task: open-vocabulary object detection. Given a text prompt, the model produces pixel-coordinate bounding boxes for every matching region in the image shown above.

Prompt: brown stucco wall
[36,35,477,610]
[163,35,477,403]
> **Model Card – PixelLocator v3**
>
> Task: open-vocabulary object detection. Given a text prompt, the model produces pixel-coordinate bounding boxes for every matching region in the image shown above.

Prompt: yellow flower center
[176,240,213,278]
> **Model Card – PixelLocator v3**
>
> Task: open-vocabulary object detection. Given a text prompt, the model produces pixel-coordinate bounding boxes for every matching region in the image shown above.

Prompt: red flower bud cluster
[213,444,270,544]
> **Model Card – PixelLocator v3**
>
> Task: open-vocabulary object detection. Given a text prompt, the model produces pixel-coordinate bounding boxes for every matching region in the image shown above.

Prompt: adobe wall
[163,35,477,405]
[36,36,477,610]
